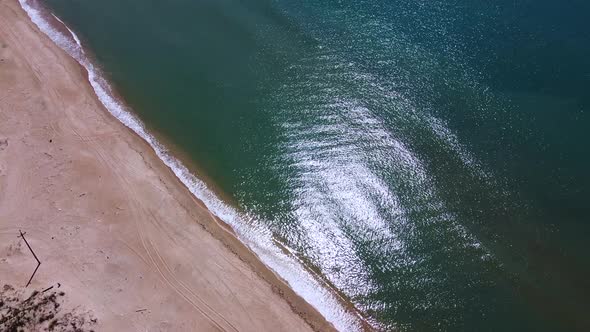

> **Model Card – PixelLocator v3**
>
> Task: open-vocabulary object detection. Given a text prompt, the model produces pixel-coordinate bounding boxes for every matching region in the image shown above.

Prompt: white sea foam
[51,13,83,51]
[17,1,361,330]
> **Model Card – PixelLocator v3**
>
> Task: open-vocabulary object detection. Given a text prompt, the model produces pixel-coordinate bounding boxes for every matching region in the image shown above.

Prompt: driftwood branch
[42,285,54,293]
[19,230,41,287]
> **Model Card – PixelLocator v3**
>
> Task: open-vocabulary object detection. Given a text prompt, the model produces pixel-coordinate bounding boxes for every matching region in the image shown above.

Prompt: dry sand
[0,0,337,330]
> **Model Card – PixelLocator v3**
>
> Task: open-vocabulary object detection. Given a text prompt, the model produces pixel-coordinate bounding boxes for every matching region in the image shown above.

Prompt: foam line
[17,1,360,330]
[51,13,83,51]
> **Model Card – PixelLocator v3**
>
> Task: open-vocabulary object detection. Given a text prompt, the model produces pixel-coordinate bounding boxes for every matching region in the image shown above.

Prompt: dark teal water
[36,0,589,330]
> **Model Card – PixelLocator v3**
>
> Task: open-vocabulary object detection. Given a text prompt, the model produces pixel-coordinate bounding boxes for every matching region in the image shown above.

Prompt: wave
[17,0,362,330]
[50,13,82,51]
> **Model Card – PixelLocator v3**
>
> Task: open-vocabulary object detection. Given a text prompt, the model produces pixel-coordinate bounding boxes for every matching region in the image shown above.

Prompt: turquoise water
[32,0,590,330]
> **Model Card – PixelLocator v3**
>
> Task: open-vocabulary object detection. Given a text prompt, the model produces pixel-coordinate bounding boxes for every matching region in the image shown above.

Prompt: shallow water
[35,0,590,330]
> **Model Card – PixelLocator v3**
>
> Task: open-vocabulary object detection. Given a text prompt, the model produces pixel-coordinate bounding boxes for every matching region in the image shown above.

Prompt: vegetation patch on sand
[0,284,96,332]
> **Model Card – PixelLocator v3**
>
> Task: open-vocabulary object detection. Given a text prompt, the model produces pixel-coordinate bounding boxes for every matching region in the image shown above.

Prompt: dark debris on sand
[0,284,97,332]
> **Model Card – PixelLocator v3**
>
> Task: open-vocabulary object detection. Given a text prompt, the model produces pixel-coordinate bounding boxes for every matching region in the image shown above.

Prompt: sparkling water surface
[38,0,590,330]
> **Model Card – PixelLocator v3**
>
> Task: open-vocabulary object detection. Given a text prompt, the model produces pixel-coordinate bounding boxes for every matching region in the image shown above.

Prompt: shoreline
[17,0,373,330]
[0,0,362,330]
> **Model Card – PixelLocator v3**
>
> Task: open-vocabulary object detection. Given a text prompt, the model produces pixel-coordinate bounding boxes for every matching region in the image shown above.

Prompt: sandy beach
[0,0,336,330]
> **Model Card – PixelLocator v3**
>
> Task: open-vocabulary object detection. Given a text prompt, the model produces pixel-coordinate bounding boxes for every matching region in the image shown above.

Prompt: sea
[19,0,590,330]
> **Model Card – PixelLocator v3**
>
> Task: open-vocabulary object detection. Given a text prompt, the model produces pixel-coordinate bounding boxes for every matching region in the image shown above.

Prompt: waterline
[18,0,363,330]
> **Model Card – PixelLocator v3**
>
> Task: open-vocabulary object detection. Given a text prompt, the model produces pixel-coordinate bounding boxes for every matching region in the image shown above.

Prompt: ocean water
[26,0,589,330]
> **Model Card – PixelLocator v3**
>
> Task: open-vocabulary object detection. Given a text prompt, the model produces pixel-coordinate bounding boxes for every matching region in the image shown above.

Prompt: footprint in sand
[0,138,7,151]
